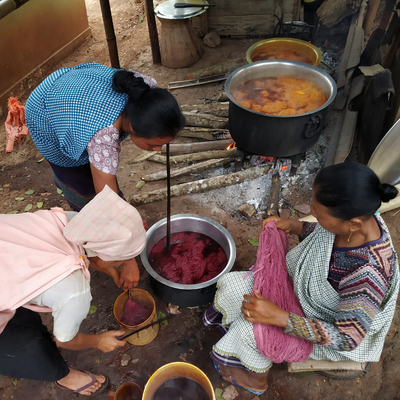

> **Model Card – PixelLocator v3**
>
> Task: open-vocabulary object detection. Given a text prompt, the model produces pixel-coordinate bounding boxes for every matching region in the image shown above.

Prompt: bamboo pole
[130,164,271,205]
[141,157,235,182]
[149,148,237,164]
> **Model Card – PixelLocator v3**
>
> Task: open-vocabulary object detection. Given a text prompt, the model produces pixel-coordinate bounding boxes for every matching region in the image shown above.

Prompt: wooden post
[363,0,381,37]
[99,0,120,68]
[144,0,161,64]
[266,172,281,217]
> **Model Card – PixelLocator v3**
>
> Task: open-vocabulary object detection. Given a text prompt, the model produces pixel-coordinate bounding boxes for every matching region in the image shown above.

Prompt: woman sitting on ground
[203,162,400,395]
[0,186,146,396]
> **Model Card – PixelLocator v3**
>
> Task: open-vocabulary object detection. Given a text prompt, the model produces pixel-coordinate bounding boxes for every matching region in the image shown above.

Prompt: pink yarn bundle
[252,221,313,363]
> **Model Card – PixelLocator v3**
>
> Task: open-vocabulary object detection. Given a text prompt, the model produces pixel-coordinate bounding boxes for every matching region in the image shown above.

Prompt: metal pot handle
[303,114,323,139]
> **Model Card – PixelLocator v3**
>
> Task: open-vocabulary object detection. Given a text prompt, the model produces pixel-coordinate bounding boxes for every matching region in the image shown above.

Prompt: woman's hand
[241,290,289,328]
[118,258,140,290]
[55,331,126,352]
[262,216,291,233]
[96,330,126,353]
[262,216,303,236]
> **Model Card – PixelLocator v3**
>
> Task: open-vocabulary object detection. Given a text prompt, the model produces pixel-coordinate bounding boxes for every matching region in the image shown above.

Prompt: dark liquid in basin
[148,231,227,284]
[152,377,209,400]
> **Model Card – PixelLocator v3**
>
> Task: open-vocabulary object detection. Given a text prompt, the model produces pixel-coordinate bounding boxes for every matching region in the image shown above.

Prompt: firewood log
[141,157,235,182]
[160,139,233,155]
[183,112,228,129]
[130,164,271,205]
[148,148,237,164]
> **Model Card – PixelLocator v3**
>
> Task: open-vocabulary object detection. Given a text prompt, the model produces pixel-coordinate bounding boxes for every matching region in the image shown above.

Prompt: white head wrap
[63,185,146,261]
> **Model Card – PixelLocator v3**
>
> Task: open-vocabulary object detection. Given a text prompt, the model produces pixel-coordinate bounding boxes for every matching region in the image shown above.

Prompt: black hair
[313,161,398,220]
[112,70,186,139]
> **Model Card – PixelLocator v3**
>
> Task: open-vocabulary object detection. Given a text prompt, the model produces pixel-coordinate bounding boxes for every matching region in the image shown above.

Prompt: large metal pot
[140,214,236,307]
[225,60,337,157]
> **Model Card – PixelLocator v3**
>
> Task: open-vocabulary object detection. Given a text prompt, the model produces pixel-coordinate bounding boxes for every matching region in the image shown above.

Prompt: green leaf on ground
[37,202,43,209]
[157,311,168,327]
[136,180,145,189]
[56,188,63,195]
[215,388,223,400]
[139,16,143,22]
[25,190,35,195]
[37,157,45,163]
[96,358,100,364]
[248,238,259,247]
[0,188,3,191]
[12,378,18,386]
[7,211,18,214]
[24,204,33,212]
[295,371,312,375]
[15,197,24,201]
[88,305,97,315]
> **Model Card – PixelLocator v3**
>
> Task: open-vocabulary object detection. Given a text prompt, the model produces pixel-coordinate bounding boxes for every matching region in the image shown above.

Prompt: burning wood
[130,164,271,205]
[183,112,228,129]
[141,157,235,182]
[180,103,229,118]
[148,148,237,165]
[179,127,231,141]
[160,139,233,155]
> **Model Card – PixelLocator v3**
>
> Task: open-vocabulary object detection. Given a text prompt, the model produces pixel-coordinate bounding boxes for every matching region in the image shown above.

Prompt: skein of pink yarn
[251,221,313,363]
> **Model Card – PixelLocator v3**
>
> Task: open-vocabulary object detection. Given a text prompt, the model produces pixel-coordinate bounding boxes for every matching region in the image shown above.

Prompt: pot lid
[155,0,209,20]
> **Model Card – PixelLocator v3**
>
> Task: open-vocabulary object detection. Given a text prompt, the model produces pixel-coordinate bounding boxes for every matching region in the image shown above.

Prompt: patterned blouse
[86,125,121,175]
[285,218,396,351]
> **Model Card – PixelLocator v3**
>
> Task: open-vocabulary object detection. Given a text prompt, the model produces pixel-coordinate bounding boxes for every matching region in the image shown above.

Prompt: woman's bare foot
[218,364,269,393]
[57,369,106,396]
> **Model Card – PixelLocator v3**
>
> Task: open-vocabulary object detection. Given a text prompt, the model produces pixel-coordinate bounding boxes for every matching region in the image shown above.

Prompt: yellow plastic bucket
[142,362,216,400]
[246,37,322,66]
[113,288,159,346]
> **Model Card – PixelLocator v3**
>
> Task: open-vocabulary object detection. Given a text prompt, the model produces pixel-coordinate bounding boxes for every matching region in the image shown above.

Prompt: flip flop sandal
[213,361,266,396]
[56,371,109,397]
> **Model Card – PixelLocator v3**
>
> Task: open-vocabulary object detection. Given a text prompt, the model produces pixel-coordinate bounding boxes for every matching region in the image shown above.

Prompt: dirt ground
[1,0,400,399]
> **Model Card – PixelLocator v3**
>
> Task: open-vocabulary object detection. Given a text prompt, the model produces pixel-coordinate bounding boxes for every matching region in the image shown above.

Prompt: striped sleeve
[299,222,317,242]
[284,263,389,351]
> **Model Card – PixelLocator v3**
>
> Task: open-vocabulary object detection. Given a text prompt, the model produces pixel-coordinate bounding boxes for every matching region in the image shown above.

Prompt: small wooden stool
[288,359,371,380]
[155,0,207,69]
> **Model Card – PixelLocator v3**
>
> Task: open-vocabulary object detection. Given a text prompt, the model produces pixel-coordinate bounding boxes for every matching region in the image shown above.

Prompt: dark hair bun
[379,183,398,202]
[112,70,149,101]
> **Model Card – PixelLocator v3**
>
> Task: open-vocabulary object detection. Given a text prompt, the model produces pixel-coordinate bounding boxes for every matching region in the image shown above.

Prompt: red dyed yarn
[151,232,227,284]
[120,299,152,326]
[252,221,313,363]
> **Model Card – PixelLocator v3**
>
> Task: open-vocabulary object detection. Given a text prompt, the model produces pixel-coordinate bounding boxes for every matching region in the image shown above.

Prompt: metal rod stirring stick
[166,143,171,248]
